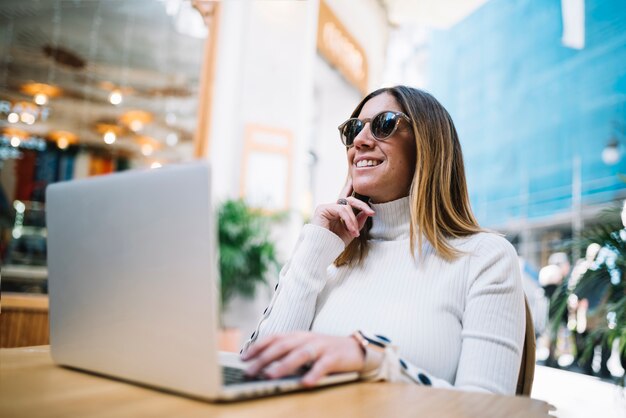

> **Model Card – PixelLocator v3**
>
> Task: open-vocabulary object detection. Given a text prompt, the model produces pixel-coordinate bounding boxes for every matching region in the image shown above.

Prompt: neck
[368,196,411,241]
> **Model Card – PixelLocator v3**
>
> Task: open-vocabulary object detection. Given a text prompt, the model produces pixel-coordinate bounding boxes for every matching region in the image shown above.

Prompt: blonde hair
[335,86,482,266]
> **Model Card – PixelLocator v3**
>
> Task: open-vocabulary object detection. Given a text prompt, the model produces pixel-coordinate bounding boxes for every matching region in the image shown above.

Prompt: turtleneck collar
[368,196,411,241]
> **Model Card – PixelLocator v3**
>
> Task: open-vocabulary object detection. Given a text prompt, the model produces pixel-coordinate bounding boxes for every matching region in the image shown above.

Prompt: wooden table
[0,346,552,418]
[1,293,49,348]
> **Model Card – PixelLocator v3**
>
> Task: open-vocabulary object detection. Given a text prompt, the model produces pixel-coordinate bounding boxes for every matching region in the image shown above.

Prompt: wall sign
[317,0,369,94]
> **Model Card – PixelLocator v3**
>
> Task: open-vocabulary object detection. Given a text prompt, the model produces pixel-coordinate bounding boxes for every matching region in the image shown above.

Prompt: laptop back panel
[46,163,221,399]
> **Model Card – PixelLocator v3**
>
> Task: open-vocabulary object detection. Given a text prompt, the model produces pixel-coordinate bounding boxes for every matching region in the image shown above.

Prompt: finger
[263,345,317,379]
[339,176,353,199]
[337,205,360,236]
[345,196,375,216]
[301,355,335,387]
[241,334,280,360]
[355,210,370,231]
[245,335,308,376]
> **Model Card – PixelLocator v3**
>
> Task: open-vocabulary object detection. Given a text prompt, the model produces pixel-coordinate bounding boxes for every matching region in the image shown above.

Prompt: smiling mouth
[355,159,383,168]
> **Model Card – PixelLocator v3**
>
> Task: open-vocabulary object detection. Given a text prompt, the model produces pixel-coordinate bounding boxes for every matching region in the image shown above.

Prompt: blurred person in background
[568,243,609,375]
[539,252,571,367]
[240,86,526,395]
[541,252,571,299]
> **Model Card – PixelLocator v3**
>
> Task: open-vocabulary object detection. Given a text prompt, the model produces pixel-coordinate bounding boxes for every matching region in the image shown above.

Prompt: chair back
[516,297,536,396]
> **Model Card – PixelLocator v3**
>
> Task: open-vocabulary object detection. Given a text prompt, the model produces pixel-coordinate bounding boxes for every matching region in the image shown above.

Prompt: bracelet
[351,330,388,376]
[351,330,434,386]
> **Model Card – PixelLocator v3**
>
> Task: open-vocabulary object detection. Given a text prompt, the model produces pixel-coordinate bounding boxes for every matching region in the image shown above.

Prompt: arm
[366,235,525,394]
[454,235,525,393]
[241,194,374,354]
[241,224,345,352]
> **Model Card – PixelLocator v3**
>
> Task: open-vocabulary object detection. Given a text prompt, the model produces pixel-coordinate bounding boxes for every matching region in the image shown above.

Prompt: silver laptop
[46,162,358,401]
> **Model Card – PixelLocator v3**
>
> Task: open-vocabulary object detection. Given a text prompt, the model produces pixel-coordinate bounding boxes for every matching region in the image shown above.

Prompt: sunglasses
[338,110,411,148]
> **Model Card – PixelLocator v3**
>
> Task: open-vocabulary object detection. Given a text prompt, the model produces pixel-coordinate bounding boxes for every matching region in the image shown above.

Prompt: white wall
[310,56,360,206]
[207,0,319,342]
[208,0,250,203]
[209,0,318,244]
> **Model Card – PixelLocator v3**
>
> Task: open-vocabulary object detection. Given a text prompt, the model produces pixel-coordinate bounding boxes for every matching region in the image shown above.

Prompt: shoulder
[453,232,521,291]
[452,231,517,259]
[452,233,520,282]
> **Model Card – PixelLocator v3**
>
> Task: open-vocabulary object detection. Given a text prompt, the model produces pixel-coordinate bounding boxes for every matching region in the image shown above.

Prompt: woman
[241,86,525,394]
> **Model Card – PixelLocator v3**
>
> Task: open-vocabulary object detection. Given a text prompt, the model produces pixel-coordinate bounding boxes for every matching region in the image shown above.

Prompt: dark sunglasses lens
[372,112,398,139]
[342,120,364,145]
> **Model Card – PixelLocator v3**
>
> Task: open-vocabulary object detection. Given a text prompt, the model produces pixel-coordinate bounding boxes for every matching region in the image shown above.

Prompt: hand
[241,332,365,387]
[310,179,374,246]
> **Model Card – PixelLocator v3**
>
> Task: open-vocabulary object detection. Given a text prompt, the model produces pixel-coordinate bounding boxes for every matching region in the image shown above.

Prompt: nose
[352,122,375,149]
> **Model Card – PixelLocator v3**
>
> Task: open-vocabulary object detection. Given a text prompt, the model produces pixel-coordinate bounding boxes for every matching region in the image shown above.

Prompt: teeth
[356,159,381,167]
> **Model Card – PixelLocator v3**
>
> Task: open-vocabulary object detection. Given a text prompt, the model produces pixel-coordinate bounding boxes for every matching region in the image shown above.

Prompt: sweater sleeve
[453,235,526,393]
[362,234,525,394]
[241,224,345,353]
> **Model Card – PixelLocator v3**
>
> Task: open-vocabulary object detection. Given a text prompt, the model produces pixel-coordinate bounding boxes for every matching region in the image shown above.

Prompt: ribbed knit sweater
[243,197,525,394]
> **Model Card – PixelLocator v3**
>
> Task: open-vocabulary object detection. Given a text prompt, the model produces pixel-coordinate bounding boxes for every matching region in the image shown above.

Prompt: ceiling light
[141,143,154,156]
[49,130,78,148]
[104,131,117,144]
[109,89,123,105]
[119,110,153,130]
[57,137,69,149]
[34,93,48,106]
[129,120,143,132]
[7,113,19,123]
[133,135,161,156]
[602,139,620,165]
[10,136,21,147]
[166,132,178,146]
[48,130,78,149]
[20,82,62,101]
[94,123,123,143]
[20,113,36,125]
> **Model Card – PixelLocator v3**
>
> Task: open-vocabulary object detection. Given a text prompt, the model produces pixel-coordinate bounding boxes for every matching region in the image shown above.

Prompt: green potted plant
[217,199,279,351]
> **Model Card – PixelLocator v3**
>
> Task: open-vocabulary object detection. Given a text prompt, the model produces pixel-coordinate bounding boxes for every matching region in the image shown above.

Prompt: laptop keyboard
[222,366,266,385]
[221,366,308,386]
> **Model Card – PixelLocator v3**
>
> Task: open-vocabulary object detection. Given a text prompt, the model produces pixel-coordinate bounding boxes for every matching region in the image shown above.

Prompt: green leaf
[217,199,279,311]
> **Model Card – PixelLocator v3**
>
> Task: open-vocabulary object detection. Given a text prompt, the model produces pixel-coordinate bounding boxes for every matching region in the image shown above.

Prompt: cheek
[402,142,417,178]
[394,150,416,185]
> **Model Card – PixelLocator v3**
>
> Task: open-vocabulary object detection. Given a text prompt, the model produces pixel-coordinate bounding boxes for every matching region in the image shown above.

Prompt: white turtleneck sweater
[243,197,525,395]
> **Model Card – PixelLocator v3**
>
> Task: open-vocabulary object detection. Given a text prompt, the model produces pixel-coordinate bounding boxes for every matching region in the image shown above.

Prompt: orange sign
[317,0,369,94]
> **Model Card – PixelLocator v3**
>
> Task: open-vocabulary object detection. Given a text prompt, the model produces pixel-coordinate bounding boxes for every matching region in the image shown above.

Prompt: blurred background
[1,0,625,415]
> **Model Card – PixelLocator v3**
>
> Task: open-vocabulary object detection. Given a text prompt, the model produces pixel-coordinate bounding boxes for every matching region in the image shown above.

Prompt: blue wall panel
[427,0,626,227]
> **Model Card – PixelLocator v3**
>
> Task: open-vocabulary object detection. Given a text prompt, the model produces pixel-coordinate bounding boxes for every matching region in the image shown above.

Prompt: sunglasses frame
[338,110,411,148]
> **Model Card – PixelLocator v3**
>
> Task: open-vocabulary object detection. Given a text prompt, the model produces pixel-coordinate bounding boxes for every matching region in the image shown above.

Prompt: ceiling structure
[382,0,491,29]
[0,0,206,163]
[0,0,491,164]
